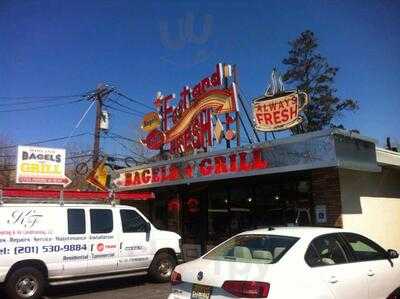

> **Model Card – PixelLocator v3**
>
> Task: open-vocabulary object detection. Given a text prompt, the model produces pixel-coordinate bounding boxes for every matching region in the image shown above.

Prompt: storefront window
[229,185,253,235]
[182,194,202,244]
[208,187,230,245]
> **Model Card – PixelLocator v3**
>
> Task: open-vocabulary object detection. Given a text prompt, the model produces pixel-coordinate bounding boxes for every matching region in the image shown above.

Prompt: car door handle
[367,270,375,277]
[328,276,338,284]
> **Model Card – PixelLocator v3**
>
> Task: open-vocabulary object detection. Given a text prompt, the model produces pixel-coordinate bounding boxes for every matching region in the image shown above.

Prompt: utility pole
[91,83,112,168]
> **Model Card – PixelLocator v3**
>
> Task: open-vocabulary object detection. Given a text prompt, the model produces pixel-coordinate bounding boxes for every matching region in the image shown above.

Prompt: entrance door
[182,188,206,259]
[117,208,153,270]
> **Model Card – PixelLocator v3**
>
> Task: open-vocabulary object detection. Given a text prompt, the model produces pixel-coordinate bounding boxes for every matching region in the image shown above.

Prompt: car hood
[175,257,274,287]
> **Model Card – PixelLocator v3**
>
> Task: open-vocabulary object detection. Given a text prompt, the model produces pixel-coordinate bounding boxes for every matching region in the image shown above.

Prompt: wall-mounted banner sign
[141,63,239,154]
[252,69,308,132]
[16,146,71,187]
[114,148,268,189]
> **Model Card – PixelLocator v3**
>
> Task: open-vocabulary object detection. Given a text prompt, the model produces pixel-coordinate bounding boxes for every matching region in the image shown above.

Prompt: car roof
[239,226,344,238]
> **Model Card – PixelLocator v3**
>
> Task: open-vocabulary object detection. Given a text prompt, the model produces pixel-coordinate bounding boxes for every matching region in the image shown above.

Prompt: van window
[120,209,147,233]
[90,209,113,234]
[68,209,86,234]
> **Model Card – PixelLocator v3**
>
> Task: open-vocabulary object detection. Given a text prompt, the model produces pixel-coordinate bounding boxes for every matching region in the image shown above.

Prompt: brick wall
[311,167,343,227]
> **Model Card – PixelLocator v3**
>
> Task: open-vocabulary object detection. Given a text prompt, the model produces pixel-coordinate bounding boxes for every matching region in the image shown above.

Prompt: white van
[0,202,183,299]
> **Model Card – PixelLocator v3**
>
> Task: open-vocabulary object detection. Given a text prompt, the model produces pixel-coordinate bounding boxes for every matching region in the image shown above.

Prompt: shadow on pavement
[1,275,170,298]
[46,276,148,298]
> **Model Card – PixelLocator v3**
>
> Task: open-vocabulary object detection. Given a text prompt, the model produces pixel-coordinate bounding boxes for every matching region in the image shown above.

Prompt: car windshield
[204,234,299,264]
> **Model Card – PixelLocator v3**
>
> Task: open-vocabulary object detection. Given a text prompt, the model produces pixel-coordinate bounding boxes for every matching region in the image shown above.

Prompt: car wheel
[149,252,177,282]
[5,267,45,299]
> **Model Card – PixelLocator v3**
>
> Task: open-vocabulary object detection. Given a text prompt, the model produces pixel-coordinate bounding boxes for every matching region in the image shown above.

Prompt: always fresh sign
[16,146,71,187]
[253,91,308,131]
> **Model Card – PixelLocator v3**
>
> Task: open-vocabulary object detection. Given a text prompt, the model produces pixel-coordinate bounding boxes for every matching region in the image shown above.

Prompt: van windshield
[204,234,299,264]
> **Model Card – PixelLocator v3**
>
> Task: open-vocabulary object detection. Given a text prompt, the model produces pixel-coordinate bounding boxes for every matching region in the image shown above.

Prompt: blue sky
[0,0,399,156]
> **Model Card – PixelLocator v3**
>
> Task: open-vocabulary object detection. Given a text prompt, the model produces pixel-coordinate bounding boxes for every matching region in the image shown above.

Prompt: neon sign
[142,63,239,154]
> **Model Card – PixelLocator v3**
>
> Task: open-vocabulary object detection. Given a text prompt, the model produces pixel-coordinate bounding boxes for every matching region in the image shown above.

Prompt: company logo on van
[97,243,104,252]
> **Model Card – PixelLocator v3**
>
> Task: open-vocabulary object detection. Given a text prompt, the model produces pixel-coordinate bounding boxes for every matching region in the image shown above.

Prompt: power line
[0,92,91,100]
[0,97,84,107]
[109,98,146,116]
[115,91,154,111]
[0,133,90,150]
[103,103,143,118]
[0,99,85,113]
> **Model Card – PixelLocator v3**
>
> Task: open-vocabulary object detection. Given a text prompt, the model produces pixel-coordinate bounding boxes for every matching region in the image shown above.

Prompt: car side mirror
[388,249,399,259]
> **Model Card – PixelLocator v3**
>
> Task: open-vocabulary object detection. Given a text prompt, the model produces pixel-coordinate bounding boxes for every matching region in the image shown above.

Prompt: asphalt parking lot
[1,276,171,299]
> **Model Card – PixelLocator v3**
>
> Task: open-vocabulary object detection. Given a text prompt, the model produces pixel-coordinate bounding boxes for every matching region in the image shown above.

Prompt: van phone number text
[14,244,87,255]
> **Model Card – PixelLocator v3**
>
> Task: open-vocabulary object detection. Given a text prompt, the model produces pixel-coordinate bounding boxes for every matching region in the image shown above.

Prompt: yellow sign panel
[141,112,161,132]
[86,161,109,191]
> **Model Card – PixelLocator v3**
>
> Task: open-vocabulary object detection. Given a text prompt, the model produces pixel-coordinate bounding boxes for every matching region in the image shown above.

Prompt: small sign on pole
[16,146,71,187]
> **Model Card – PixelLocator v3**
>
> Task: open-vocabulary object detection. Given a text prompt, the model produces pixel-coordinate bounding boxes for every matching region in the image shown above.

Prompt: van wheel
[5,267,45,299]
[149,252,176,282]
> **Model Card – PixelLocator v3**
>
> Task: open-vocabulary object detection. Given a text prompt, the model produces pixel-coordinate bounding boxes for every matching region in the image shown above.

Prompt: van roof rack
[0,188,155,206]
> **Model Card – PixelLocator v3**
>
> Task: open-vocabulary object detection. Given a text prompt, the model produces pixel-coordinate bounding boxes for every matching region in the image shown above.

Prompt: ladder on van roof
[0,188,155,206]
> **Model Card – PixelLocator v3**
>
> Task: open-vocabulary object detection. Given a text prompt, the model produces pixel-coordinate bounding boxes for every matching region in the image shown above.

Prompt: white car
[0,202,183,299]
[169,227,400,299]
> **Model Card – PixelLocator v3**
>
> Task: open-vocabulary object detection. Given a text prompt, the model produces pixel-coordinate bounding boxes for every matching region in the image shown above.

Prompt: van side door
[62,208,89,276]
[87,208,119,274]
[117,208,153,271]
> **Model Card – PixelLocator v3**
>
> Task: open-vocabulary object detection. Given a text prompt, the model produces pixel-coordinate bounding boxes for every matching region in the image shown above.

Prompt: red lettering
[152,168,160,183]
[141,169,151,184]
[229,153,238,172]
[192,83,202,99]
[239,152,252,171]
[201,78,211,92]
[252,149,268,169]
[180,86,190,104]
[160,166,168,182]
[214,156,228,174]
[273,111,281,124]
[125,172,133,186]
[199,158,212,176]
[256,113,264,124]
[264,113,273,125]
[289,104,298,119]
[168,165,180,181]
[281,108,289,122]
[184,163,194,178]
[133,172,141,185]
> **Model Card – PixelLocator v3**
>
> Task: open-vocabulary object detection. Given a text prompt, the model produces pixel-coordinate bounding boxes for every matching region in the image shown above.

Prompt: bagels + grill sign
[16,146,72,187]
[115,148,268,189]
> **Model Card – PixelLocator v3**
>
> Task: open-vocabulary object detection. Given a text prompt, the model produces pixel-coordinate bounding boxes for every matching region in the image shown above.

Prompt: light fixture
[247,197,253,203]
[274,194,280,201]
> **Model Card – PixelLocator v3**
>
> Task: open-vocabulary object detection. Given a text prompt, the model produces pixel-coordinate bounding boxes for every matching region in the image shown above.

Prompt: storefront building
[116,129,400,260]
